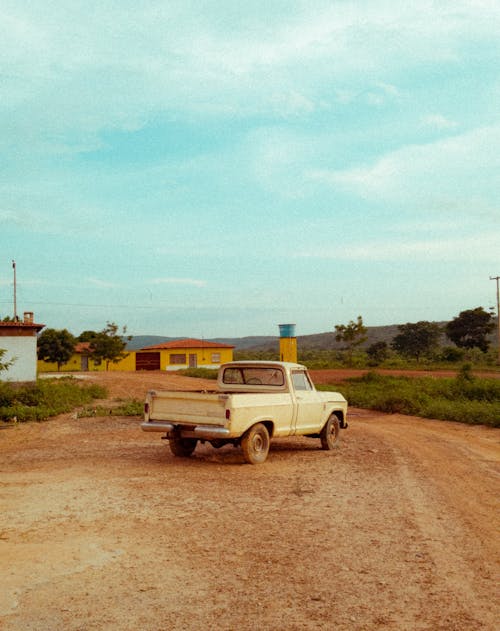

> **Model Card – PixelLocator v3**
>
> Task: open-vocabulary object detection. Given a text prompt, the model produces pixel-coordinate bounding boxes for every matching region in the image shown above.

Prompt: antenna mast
[12,260,17,321]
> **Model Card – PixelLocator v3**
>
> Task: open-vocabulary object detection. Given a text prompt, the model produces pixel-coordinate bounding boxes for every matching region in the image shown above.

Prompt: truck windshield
[222,367,285,387]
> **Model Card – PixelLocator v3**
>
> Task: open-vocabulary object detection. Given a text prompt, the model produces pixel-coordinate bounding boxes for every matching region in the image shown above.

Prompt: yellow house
[137,338,234,371]
[37,342,135,373]
[38,338,234,373]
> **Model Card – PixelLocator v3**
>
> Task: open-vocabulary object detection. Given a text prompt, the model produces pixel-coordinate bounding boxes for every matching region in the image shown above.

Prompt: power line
[0,299,158,310]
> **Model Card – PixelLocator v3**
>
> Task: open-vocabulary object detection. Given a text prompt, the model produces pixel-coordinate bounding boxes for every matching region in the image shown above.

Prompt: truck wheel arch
[241,418,274,438]
[320,414,341,450]
[241,423,271,464]
[327,409,347,429]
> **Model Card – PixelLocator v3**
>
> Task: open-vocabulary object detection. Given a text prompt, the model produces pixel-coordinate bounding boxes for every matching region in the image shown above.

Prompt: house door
[189,354,197,368]
[81,355,89,371]
[136,352,161,371]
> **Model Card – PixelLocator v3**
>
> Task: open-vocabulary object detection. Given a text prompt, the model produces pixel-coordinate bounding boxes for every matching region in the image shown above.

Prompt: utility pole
[12,260,17,321]
[490,275,500,363]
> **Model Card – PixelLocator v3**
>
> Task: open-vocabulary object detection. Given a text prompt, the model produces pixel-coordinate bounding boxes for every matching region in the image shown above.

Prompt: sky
[1,1,499,339]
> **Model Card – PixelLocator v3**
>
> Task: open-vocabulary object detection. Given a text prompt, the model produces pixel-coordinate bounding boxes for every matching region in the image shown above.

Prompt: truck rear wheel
[241,423,270,464]
[320,415,340,450]
[169,436,198,458]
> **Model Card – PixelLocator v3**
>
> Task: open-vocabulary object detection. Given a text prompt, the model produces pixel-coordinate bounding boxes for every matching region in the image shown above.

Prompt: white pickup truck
[141,361,348,464]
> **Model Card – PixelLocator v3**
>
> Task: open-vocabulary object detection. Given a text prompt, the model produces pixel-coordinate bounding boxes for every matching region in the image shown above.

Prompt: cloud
[85,278,120,289]
[420,114,458,130]
[298,233,499,263]
[2,0,499,156]
[150,278,207,288]
[309,125,500,219]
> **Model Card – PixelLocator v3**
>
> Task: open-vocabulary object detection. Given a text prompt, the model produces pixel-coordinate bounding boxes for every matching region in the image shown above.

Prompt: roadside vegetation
[317,369,500,427]
[77,399,143,418]
[235,346,500,372]
[0,378,107,423]
[178,367,218,379]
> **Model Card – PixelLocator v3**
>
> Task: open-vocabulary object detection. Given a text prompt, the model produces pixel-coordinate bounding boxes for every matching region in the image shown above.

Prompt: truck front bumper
[141,421,231,439]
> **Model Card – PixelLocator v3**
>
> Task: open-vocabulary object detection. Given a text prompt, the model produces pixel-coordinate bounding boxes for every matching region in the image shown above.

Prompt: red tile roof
[74,342,91,353]
[141,338,234,351]
[0,320,45,331]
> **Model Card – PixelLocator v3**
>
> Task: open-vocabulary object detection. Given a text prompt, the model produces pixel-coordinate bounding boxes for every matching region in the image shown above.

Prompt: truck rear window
[222,367,285,387]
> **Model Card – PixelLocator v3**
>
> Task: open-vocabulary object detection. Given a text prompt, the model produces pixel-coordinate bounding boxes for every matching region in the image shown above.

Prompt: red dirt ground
[1,370,499,630]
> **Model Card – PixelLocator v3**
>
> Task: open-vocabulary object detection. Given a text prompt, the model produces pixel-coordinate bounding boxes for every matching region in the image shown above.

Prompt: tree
[0,348,15,375]
[78,330,98,343]
[88,322,131,370]
[367,341,389,365]
[37,328,76,371]
[334,315,367,365]
[445,307,495,353]
[392,321,442,361]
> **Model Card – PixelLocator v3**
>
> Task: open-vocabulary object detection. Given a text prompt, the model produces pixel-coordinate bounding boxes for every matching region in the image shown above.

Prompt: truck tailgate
[148,391,227,426]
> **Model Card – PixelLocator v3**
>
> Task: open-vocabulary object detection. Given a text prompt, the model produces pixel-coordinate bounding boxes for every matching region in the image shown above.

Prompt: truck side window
[292,371,313,391]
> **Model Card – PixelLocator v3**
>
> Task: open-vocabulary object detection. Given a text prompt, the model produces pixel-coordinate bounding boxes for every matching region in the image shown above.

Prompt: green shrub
[440,346,465,362]
[318,373,500,427]
[0,379,107,422]
[421,399,499,425]
[177,368,218,379]
[77,399,143,418]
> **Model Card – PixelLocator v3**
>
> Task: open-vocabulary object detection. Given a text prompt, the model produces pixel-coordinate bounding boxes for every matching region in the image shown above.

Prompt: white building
[0,312,45,382]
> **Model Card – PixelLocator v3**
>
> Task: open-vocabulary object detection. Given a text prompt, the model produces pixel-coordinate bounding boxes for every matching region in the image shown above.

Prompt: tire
[241,423,270,464]
[169,436,198,458]
[320,415,340,450]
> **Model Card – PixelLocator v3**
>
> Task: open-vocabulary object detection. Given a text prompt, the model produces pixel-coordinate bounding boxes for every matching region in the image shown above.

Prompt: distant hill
[125,336,177,350]
[220,325,416,352]
[125,320,497,353]
[212,336,276,350]
[241,323,461,352]
[125,335,276,351]
[125,325,423,352]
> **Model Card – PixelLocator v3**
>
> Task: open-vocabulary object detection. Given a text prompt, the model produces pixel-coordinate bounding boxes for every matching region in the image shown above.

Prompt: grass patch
[0,378,107,422]
[77,399,143,418]
[177,368,218,379]
[318,372,500,427]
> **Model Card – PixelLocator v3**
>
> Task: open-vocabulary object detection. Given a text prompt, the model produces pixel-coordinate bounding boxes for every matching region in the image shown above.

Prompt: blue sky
[1,1,499,338]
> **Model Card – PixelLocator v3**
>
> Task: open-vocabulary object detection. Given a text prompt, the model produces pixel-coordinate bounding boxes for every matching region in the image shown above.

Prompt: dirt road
[1,371,499,630]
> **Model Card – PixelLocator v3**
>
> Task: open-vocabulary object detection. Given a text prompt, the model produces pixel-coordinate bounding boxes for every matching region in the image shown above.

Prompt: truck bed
[145,390,227,426]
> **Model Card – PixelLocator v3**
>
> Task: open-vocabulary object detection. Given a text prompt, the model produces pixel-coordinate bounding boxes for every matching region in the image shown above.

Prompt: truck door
[291,370,325,434]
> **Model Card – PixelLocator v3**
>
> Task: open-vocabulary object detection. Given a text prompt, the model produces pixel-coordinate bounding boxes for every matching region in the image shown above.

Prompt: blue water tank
[278,323,296,338]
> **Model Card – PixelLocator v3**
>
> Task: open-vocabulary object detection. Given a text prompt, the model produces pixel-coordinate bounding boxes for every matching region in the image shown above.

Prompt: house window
[211,353,221,363]
[170,353,186,365]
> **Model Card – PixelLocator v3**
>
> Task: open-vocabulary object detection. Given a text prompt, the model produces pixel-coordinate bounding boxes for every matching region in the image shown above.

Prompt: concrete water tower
[278,323,297,363]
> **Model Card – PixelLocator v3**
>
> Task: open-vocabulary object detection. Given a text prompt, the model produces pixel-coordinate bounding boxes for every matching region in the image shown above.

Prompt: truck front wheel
[320,415,340,450]
[169,436,198,458]
[241,423,270,464]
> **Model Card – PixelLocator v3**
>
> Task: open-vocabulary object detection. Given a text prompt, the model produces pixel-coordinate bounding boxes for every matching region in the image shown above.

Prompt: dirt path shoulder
[1,372,499,630]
